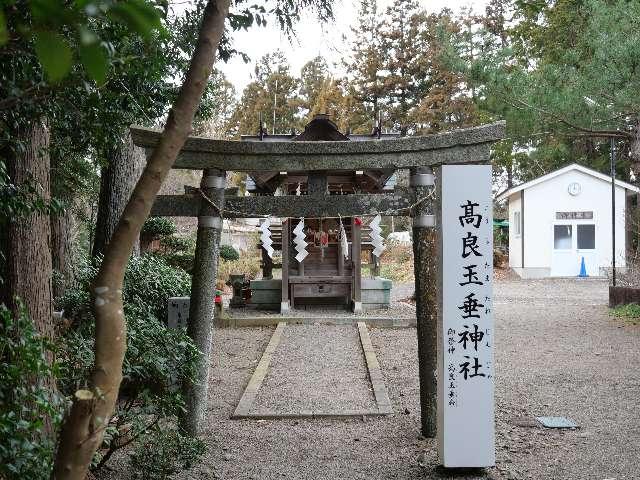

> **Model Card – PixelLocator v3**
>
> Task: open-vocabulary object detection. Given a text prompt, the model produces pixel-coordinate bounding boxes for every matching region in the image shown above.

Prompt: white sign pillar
[437,165,495,467]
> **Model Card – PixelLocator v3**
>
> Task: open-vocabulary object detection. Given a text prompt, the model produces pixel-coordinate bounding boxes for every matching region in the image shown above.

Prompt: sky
[205,0,490,94]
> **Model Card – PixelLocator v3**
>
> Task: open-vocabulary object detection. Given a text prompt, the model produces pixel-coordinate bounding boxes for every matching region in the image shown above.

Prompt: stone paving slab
[232,322,287,418]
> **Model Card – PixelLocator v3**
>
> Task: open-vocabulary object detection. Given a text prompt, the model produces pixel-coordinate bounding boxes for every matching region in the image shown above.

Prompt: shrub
[122,254,191,319]
[0,303,63,480]
[219,244,240,261]
[130,429,206,480]
[56,255,200,474]
[216,252,262,291]
[157,235,196,273]
[141,217,177,238]
[162,252,195,273]
[58,254,191,322]
[160,235,195,254]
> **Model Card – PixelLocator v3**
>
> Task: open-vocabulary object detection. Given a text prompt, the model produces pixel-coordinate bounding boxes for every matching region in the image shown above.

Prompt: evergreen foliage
[129,429,206,480]
[220,244,241,261]
[56,254,197,474]
[229,1,480,137]
[0,302,63,479]
[141,217,178,239]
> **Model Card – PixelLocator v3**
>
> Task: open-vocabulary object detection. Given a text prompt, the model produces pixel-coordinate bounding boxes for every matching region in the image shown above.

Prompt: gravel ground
[100,277,640,480]
[251,325,376,413]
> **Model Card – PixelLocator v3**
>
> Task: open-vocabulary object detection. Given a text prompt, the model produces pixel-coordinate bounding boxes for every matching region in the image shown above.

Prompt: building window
[554,225,572,249]
[577,224,596,250]
[513,211,521,236]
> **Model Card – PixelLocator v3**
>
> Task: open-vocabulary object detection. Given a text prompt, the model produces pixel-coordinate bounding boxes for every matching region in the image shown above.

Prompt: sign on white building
[438,165,495,467]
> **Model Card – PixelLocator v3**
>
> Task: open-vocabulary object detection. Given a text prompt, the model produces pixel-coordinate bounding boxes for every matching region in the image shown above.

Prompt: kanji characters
[458,292,484,319]
[459,200,482,228]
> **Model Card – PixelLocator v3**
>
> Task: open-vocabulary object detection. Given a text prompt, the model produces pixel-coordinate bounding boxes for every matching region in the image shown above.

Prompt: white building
[496,163,638,278]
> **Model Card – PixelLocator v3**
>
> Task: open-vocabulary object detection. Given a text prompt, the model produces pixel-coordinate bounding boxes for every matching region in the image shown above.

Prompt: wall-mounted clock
[568,182,582,196]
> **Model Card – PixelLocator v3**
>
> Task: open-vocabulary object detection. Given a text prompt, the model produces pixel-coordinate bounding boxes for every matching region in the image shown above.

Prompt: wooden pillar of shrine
[351,217,362,313]
[281,219,290,313]
[411,166,438,438]
[182,168,226,435]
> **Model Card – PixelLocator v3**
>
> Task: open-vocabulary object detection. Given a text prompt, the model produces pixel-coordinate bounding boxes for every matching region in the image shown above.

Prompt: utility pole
[611,138,617,286]
[273,78,278,135]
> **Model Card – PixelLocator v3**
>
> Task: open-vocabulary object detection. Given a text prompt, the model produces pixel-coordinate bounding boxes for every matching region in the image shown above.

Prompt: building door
[551,223,598,276]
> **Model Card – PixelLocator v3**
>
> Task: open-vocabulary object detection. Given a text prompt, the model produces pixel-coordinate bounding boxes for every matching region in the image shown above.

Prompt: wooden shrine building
[242,114,401,311]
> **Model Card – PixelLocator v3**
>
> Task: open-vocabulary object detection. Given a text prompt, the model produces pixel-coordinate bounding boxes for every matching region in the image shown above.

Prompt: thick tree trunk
[52,1,231,478]
[93,132,146,258]
[7,118,55,435]
[51,207,75,299]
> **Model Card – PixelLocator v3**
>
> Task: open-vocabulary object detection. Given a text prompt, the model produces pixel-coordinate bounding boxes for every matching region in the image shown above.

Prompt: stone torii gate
[131,121,505,467]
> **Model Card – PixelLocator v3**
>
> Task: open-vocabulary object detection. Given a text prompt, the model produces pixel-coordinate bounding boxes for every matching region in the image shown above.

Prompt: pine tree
[468,0,640,183]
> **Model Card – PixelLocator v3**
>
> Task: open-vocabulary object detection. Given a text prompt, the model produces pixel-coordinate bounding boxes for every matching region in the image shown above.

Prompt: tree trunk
[51,206,75,299]
[629,122,640,258]
[6,118,55,435]
[52,1,231,478]
[93,132,146,258]
[631,121,640,175]
[506,160,513,188]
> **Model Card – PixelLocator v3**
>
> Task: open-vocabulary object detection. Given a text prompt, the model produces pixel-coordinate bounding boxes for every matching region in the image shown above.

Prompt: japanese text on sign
[438,165,495,468]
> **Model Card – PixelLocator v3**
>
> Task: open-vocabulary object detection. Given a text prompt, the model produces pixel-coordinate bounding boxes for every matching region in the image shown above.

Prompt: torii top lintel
[130,121,506,173]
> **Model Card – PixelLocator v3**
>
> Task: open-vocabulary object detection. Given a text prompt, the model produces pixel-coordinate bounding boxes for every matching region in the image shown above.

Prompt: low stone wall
[609,286,640,307]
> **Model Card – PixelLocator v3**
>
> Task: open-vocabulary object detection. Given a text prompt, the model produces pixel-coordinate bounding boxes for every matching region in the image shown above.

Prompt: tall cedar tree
[411,11,478,135]
[380,0,427,132]
[228,51,301,136]
[299,55,330,119]
[345,0,385,133]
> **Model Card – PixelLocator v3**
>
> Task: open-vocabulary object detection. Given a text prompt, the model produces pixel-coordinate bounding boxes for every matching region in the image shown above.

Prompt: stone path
[234,323,391,418]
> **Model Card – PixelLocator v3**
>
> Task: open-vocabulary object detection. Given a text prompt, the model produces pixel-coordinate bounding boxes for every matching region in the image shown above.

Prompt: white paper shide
[340,219,349,260]
[259,218,274,258]
[369,214,386,258]
[293,218,309,263]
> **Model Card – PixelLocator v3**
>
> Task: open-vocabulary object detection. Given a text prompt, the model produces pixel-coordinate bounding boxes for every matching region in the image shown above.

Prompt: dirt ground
[106,277,640,479]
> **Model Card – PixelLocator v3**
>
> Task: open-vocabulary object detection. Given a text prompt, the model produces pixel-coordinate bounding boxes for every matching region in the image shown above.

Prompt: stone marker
[168,297,190,329]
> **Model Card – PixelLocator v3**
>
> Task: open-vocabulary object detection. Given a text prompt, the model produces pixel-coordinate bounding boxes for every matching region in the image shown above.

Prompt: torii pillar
[182,168,226,435]
[411,166,438,437]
